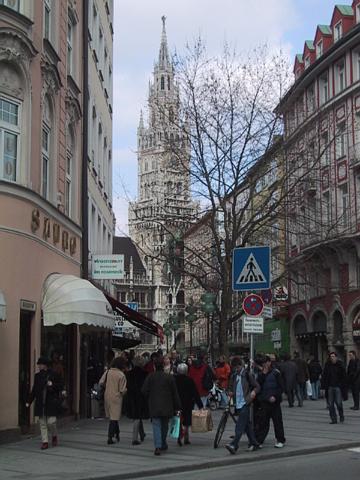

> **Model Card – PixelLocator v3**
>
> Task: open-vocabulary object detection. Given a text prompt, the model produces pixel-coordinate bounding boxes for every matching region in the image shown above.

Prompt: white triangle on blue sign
[237,253,266,284]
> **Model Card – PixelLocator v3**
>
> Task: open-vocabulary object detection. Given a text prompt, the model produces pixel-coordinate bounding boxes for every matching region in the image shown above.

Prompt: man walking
[293,352,309,406]
[347,350,360,410]
[225,357,260,454]
[255,355,286,448]
[322,352,347,424]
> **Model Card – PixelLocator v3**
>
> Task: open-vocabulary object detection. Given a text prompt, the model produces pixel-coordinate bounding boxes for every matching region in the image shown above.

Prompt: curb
[88,441,360,480]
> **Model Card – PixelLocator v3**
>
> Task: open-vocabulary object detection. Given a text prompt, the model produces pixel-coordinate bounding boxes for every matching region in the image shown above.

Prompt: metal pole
[206,313,210,352]
[250,333,254,366]
[190,324,193,355]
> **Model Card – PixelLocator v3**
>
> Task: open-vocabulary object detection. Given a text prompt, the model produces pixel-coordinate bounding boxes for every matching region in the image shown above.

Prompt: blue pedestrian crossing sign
[232,246,271,291]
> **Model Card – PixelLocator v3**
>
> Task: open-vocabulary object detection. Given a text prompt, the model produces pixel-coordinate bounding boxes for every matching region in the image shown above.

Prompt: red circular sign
[242,294,264,316]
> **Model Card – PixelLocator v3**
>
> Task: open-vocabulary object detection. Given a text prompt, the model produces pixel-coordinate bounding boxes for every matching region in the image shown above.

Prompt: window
[321,131,330,166]
[336,61,345,93]
[0,0,19,11]
[357,4,360,24]
[322,191,330,230]
[334,21,342,42]
[336,122,347,159]
[161,76,165,90]
[42,127,50,198]
[339,184,348,228]
[0,97,19,182]
[319,72,329,105]
[353,50,360,82]
[316,40,323,59]
[307,85,315,113]
[304,55,311,69]
[67,18,73,75]
[117,291,126,303]
[44,0,51,40]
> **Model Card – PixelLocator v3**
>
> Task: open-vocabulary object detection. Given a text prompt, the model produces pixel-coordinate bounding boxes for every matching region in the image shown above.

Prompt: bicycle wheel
[209,399,217,411]
[213,411,228,448]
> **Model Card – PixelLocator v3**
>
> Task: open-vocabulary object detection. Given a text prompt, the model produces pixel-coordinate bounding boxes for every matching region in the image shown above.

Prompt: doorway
[18,311,32,432]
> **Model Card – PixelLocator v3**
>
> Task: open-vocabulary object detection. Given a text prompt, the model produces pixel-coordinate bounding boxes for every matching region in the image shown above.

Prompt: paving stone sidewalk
[0,400,359,480]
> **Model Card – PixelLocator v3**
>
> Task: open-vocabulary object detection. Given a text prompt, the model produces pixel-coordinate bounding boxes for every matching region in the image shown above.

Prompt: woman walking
[175,363,203,446]
[142,356,181,455]
[99,356,127,444]
[125,356,148,445]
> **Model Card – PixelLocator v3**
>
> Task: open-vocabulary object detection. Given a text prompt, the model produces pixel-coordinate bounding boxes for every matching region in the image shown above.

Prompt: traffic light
[185,299,198,324]
[200,292,216,314]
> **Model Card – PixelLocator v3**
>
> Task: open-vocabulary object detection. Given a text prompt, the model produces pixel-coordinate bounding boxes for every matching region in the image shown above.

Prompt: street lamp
[185,297,198,355]
[169,314,180,350]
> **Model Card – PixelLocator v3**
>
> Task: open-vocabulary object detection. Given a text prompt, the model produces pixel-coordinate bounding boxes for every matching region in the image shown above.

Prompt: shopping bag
[306,380,312,398]
[191,409,213,433]
[169,415,181,439]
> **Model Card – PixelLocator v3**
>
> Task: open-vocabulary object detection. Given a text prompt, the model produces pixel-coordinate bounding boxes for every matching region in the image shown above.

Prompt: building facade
[129,18,197,347]
[0,0,114,438]
[279,1,360,364]
[87,0,115,289]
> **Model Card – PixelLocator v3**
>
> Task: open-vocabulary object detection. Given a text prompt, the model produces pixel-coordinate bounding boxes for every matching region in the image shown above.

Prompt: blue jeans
[152,417,169,449]
[311,380,320,400]
[328,387,344,422]
[220,390,228,407]
[232,404,257,449]
[295,383,304,406]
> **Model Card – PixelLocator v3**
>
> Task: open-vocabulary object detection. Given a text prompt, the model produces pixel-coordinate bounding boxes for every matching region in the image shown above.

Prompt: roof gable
[336,4,355,16]
[113,237,146,273]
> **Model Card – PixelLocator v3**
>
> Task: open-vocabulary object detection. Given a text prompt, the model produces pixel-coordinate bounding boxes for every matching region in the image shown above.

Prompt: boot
[184,428,191,445]
[107,437,114,445]
[41,442,49,450]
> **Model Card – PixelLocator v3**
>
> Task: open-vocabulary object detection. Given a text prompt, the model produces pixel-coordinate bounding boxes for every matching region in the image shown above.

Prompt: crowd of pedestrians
[26,348,360,454]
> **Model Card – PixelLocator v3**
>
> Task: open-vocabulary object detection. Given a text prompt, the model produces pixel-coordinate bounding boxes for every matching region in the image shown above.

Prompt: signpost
[92,254,124,280]
[232,246,271,292]
[242,294,264,317]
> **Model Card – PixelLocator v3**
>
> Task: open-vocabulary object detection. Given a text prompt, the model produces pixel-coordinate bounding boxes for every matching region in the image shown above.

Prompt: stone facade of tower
[129,18,197,337]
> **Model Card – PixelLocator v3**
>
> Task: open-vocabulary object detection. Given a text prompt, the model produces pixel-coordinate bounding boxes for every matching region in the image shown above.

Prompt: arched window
[161,76,165,90]
[65,125,74,217]
[0,95,20,182]
[42,95,53,199]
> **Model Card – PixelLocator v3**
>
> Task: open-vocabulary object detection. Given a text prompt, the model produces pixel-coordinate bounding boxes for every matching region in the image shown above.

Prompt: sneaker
[41,442,49,450]
[247,444,260,452]
[274,442,284,448]
[225,443,237,454]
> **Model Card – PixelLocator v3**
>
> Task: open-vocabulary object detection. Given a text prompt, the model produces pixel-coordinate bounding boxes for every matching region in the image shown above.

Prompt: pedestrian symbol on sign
[237,254,265,284]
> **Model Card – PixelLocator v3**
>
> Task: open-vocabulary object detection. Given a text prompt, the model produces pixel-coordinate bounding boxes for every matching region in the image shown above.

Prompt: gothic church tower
[129,17,197,329]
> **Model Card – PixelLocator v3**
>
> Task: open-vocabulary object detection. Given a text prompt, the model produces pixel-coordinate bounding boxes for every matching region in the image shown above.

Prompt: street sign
[271,328,281,342]
[261,289,273,305]
[263,305,273,318]
[243,294,264,316]
[274,286,288,301]
[92,254,124,280]
[232,246,271,291]
[242,316,264,334]
[127,302,139,311]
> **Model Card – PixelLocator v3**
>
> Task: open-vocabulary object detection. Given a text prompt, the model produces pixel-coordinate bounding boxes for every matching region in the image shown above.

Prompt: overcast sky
[112,0,344,234]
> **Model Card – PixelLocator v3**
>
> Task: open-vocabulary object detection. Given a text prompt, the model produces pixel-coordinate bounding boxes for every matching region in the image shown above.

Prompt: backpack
[202,366,214,391]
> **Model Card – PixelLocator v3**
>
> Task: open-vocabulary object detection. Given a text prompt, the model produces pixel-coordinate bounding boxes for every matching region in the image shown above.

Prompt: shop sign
[271,328,281,342]
[20,299,36,312]
[92,255,124,280]
[113,318,139,339]
[31,209,77,256]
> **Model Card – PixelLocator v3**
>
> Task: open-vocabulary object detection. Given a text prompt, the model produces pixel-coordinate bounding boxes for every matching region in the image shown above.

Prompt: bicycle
[213,399,238,448]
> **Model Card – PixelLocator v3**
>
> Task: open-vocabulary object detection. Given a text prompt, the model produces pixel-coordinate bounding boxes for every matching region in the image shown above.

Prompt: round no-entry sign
[242,294,264,316]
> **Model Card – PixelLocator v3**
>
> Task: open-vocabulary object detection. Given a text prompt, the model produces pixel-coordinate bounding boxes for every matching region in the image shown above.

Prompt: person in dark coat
[125,356,149,445]
[279,353,298,407]
[293,352,309,406]
[26,356,63,450]
[308,356,322,400]
[321,351,347,424]
[347,350,360,410]
[175,363,203,446]
[141,356,181,455]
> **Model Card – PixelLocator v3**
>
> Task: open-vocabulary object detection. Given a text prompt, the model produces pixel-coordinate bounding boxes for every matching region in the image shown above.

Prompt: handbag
[96,370,109,402]
[306,379,312,398]
[169,415,181,439]
[191,409,213,433]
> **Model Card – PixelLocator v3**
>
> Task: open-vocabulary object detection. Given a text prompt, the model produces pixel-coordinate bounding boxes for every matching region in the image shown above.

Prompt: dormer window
[0,0,20,11]
[304,56,311,69]
[357,4,360,24]
[316,40,323,59]
[334,21,342,42]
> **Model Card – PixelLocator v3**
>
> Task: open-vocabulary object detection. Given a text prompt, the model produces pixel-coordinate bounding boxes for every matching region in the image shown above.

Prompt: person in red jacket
[188,354,215,406]
[215,355,231,406]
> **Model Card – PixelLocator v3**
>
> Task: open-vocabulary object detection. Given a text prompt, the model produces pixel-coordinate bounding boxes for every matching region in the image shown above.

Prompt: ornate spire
[158,15,170,69]
[138,109,144,130]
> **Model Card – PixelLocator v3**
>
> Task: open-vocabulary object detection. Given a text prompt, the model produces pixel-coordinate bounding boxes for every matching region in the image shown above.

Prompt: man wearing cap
[26,356,63,450]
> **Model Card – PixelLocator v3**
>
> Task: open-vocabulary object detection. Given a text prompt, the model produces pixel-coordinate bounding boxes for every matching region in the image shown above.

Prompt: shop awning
[0,289,6,321]
[104,293,164,341]
[112,336,141,350]
[42,274,115,329]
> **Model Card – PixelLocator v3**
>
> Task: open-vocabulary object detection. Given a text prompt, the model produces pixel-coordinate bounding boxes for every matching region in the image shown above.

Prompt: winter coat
[189,362,214,397]
[280,360,298,391]
[141,370,181,418]
[125,366,149,420]
[214,362,231,389]
[28,368,63,417]
[175,374,203,426]
[308,360,322,383]
[228,369,260,405]
[321,360,346,391]
[347,358,360,385]
[257,367,284,404]
[100,368,127,421]
[294,358,309,384]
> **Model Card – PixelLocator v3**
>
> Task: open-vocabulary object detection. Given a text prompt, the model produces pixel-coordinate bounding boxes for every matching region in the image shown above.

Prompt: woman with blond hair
[99,356,127,444]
